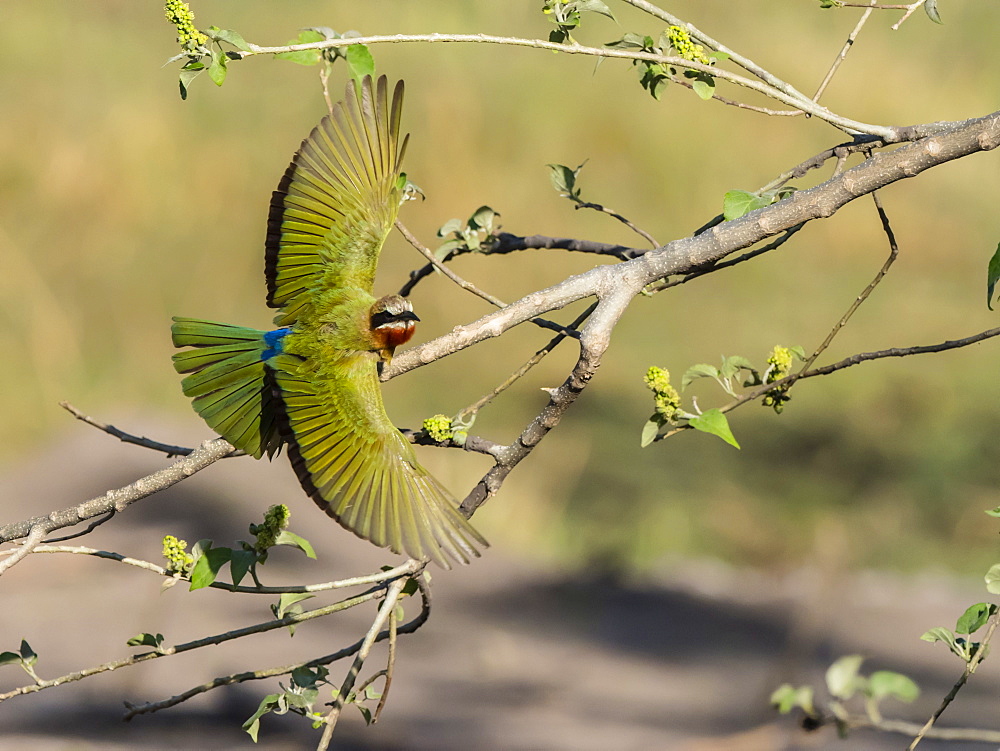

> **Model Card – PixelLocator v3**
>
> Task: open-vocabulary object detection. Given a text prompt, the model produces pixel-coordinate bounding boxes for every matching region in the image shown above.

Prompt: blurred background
[3,2,1000,749]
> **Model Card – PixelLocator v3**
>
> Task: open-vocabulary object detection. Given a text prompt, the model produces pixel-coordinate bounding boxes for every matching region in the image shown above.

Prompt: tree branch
[384,111,1000,382]
[0,438,237,547]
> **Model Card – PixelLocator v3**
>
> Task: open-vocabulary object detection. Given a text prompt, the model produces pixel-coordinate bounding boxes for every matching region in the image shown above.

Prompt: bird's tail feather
[171,317,282,459]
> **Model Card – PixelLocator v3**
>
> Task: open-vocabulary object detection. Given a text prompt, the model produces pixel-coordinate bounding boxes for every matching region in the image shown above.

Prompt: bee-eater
[170,76,487,568]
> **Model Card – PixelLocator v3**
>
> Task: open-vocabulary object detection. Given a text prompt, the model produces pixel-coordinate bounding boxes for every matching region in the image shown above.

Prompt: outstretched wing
[265,76,408,326]
[270,352,488,569]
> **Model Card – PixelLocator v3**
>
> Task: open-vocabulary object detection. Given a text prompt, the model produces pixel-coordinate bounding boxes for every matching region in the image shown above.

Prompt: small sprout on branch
[0,639,40,682]
[270,592,316,636]
[542,0,616,46]
[126,633,166,653]
[548,162,585,201]
[422,414,454,443]
[274,28,373,77]
[723,186,797,221]
[921,602,998,662]
[243,667,331,743]
[436,206,500,259]
[770,683,816,716]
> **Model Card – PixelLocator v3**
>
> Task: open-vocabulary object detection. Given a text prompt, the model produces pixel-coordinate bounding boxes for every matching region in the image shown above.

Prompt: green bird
[170,76,487,569]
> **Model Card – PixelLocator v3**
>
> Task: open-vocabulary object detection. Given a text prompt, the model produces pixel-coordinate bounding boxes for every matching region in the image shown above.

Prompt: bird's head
[369,294,420,364]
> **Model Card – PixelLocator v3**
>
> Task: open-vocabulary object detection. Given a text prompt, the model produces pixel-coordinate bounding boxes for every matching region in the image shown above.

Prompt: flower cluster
[766,345,793,384]
[667,26,710,64]
[164,0,207,52]
[763,345,794,413]
[161,534,193,573]
[251,504,291,552]
[422,414,454,442]
[644,366,682,421]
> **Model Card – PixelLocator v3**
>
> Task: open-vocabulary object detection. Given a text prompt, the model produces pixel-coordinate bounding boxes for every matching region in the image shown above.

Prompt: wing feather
[270,352,486,569]
[266,76,406,325]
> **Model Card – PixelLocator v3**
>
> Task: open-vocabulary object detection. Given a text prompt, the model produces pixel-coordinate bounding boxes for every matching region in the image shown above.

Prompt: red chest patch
[376,321,416,350]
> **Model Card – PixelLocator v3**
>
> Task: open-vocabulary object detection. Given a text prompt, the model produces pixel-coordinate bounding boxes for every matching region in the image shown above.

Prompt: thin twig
[656,325,1000,442]
[242,33,897,139]
[317,577,408,749]
[0,589,387,703]
[373,600,397,723]
[799,190,898,374]
[122,576,432,720]
[811,712,1000,742]
[0,438,237,545]
[573,201,659,248]
[891,1,928,29]
[41,511,116,543]
[59,401,202,457]
[812,2,876,102]
[394,220,581,339]
[7,545,425,595]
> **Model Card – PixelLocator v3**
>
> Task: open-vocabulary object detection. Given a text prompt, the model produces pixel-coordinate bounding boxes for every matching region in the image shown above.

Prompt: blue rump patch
[262,328,291,360]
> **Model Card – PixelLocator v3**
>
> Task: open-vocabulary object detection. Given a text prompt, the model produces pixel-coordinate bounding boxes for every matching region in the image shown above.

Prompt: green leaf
[985,564,1000,595]
[126,632,164,649]
[275,29,324,66]
[825,654,865,700]
[207,50,227,86]
[788,345,807,360]
[401,577,420,597]
[723,189,771,221]
[577,0,617,21]
[956,602,997,634]
[346,44,375,82]
[770,683,814,715]
[868,671,920,703]
[921,626,965,658]
[986,507,1000,517]
[924,0,943,24]
[720,355,755,379]
[190,546,231,591]
[210,27,252,52]
[547,163,581,197]
[274,592,315,620]
[469,205,498,232]
[689,73,715,100]
[274,530,316,559]
[681,363,719,389]
[987,242,1000,310]
[606,32,647,49]
[229,549,255,586]
[178,64,204,101]
[19,639,36,666]
[640,416,663,448]
[243,693,282,742]
[688,409,740,449]
[0,651,22,667]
